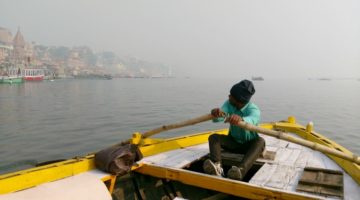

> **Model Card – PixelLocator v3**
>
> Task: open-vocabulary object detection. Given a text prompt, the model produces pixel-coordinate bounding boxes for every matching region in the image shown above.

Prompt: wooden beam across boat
[135,163,323,200]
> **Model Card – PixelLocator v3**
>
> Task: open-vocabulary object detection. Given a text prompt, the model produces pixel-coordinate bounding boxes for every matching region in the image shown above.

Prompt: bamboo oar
[234,120,360,165]
[141,114,214,138]
[140,113,360,165]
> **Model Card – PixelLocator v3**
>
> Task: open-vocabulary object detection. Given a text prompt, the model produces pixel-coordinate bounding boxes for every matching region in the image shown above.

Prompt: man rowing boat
[203,79,265,180]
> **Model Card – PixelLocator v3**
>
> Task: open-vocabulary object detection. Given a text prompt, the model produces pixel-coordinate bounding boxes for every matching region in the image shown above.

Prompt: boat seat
[221,150,276,166]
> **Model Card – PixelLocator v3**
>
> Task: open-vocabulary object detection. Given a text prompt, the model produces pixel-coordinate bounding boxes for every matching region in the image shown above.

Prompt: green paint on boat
[0,76,23,84]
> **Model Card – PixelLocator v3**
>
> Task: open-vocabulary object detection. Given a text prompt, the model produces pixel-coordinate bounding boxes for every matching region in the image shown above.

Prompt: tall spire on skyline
[12,26,26,63]
[13,27,25,48]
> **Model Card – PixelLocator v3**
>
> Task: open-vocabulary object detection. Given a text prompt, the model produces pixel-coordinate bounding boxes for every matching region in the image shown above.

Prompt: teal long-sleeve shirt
[213,100,261,143]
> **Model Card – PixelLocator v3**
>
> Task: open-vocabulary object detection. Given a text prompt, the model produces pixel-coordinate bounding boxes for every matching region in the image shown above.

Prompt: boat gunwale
[274,121,360,185]
[0,118,359,195]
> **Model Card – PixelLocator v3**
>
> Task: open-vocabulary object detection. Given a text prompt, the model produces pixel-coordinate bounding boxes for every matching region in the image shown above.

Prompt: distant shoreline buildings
[0,26,171,79]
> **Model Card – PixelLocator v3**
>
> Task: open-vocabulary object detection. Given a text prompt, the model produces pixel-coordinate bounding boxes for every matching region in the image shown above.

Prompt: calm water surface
[1,78,359,174]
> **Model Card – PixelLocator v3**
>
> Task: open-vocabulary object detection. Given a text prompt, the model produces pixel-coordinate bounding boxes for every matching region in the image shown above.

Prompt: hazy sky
[1,0,359,78]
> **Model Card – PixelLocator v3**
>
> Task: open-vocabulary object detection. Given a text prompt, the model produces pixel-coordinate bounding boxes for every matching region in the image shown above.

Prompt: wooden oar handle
[142,114,214,138]
[141,112,359,164]
[235,120,360,165]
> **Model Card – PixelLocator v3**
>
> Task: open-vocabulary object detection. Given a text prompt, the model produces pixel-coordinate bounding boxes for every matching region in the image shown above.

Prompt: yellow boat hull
[0,116,359,199]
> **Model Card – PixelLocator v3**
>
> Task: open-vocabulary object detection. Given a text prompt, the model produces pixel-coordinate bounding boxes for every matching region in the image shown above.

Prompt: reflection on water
[0,78,359,174]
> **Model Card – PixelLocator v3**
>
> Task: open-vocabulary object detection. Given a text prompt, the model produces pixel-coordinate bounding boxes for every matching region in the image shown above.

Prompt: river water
[0,78,359,174]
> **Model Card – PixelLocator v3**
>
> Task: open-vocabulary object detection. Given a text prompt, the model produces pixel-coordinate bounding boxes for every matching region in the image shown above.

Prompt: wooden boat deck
[139,133,360,199]
[141,143,209,168]
[0,170,112,200]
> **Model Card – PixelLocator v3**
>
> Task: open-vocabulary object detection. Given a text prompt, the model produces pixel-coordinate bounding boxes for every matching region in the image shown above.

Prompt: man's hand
[211,108,223,118]
[224,114,243,125]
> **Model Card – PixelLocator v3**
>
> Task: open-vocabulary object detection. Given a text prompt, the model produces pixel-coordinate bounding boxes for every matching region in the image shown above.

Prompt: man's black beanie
[230,79,255,103]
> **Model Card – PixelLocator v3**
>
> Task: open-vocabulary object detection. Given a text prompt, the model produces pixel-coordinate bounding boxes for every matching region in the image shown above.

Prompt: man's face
[228,95,245,110]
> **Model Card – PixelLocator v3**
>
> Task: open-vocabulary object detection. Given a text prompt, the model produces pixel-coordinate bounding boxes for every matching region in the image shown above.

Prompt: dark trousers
[208,134,265,176]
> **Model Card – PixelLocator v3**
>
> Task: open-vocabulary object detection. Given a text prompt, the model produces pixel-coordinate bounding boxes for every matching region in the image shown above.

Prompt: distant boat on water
[0,76,23,84]
[74,74,112,80]
[0,67,23,84]
[317,78,331,81]
[103,74,112,80]
[23,68,44,81]
[251,76,264,81]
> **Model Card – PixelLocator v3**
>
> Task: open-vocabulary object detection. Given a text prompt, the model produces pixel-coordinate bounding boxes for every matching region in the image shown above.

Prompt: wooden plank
[185,143,209,150]
[261,135,279,146]
[296,167,344,198]
[299,169,343,188]
[305,152,326,168]
[249,163,302,191]
[270,147,303,167]
[261,134,289,148]
[142,142,278,170]
[265,146,279,153]
[284,168,304,191]
[265,165,301,189]
[140,143,209,168]
[303,167,343,174]
[249,163,275,187]
[262,150,276,160]
[293,150,312,168]
[283,149,302,166]
[221,150,276,167]
[296,184,342,197]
